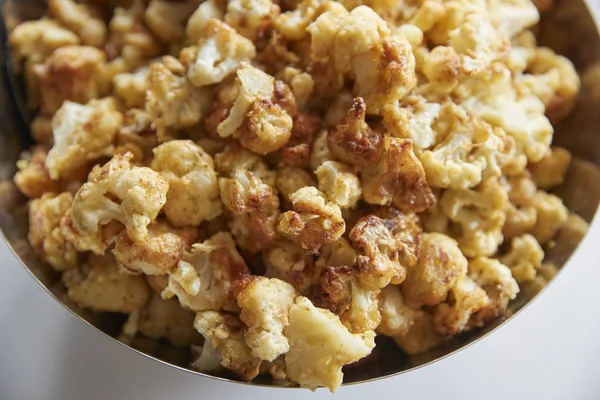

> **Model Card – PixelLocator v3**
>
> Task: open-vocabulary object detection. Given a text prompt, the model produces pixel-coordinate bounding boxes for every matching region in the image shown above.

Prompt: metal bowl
[1,0,600,387]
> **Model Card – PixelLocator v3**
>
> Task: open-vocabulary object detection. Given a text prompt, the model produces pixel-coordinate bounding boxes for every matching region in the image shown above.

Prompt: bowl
[1,0,600,387]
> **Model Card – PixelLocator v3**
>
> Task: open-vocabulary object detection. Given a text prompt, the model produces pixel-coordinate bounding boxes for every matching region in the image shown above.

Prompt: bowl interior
[1,0,600,386]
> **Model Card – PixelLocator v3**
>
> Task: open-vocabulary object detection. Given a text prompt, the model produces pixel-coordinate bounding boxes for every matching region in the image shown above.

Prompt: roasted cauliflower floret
[151,140,221,227]
[145,57,211,141]
[113,67,148,110]
[262,240,315,293]
[278,186,345,254]
[349,208,421,290]
[225,0,279,41]
[235,276,297,361]
[48,0,107,48]
[315,161,362,209]
[186,0,226,43]
[215,142,277,187]
[468,256,519,325]
[144,0,199,43]
[502,172,538,239]
[28,192,77,271]
[34,45,106,116]
[46,98,122,180]
[402,232,468,308]
[275,165,316,201]
[500,234,544,284]
[440,178,508,257]
[327,97,383,166]
[14,146,60,199]
[392,312,443,355]
[137,294,199,347]
[60,153,168,254]
[419,104,515,190]
[113,219,198,275]
[219,169,280,253]
[361,135,436,213]
[377,285,423,337]
[165,232,250,312]
[194,311,261,381]
[529,146,571,190]
[545,213,590,266]
[284,296,376,392]
[217,64,275,138]
[433,275,490,336]
[238,99,293,154]
[529,191,568,244]
[488,0,539,39]
[274,0,326,41]
[181,19,256,87]
[320,265,382,333]
[62,254,151,313]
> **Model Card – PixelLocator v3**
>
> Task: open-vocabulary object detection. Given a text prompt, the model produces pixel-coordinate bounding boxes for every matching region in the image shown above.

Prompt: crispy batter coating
[60,153,168,254]
[402,232,468,308]
[193,311,261,381]
[235,276,297,361]
[284,296,375,392]
[46,98,123,180]
[62,254,151,313]
[278,186,345,254]
[165,232,250,312]
[28,192,77,271]
[349,208,421,290]
[151,140,222,227]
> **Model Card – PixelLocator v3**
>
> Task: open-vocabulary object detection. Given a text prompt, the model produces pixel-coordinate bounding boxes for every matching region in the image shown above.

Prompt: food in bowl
[4,0,591,392]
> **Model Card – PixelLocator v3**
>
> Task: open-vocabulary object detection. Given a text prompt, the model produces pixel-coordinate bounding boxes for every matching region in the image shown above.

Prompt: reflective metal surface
[1,0,600,387]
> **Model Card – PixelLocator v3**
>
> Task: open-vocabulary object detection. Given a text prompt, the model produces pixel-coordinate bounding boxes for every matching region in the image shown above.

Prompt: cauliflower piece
[468,257,519,326]
[194,311,261,381]
[225,0,279,41]
[309,129,334,170]
[529,147,571,190]
[361,135,436,213]
[529,191,568,244]
[46,98,123,180]
[377,285,423,337]
[326,98,383,166]
[545,213,589,267]
[315,237,357,274]
[502,172,538,239]
[164,232,250,312]
[215,142,276,187]
[28,192,78,271]
[137,294,199,347]
[186,0,226,44]
[14,147,60,199]
[315,161,362,209]
[433,276,490,336]
[419,103,515,190]
[219,169,280,253]
[402,232,468,308]
[113,67,148,110]
[500,234,544,284]
[349,208,421,290]
[113,219,198,275]
[115,109,158,162]
[275,166,316,202]
[48,0,107,47]
[262,240,315,293]
[217,64,275,138]
[284,296,376,392]
[278,186,345,254]
[392,312,444,355]
[458,64,553,164]
[235,276,297,361]
[320,265,382,333]
[145,57,211,142]
[440,178,508,257]
[34,45,106,116]
[238,99,293,154]
[181,19,256,87]
[144,0,200,43]
[520,47,580,122]
[151,140,222,227]
[62,254,150,313]
[487,0,539,39]
[60,153,168,254]
[277,67,315,110]
[274,0,325,41]
[381,95,442,154]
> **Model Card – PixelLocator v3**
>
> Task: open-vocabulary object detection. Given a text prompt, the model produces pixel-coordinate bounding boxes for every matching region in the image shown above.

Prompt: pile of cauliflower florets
[7,0,589,391]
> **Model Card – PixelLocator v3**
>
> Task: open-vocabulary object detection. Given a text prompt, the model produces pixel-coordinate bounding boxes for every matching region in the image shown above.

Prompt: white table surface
[3,2,600,398]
